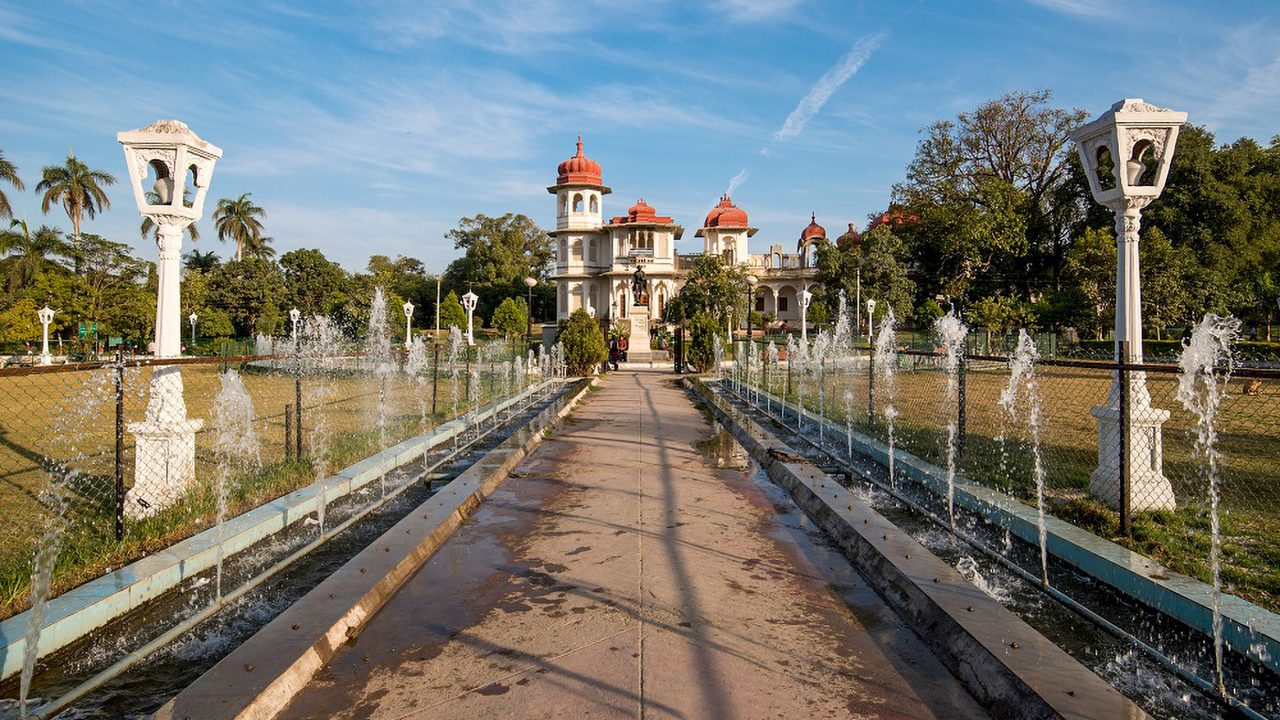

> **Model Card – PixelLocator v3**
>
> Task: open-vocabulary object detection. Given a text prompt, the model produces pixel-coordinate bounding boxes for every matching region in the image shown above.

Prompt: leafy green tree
[557,308,606,374]
[366,254,436,326]
[0,220,69,292]
[859,225,916,322]
[244,234,276,260]
[197,308,236,338]
[439,290,467,331]
[490,296,528,337]
[213,193,267,262]
[36,152,116,273]
[914,298,944,330]
[443,213,554,319]
[677,255,746,331]
[75,234,150,333]
[687,311,720,372]
[0,150,24,221]
[184,249,220,273]
[1062,227,1115,340]
[1140,227,1192,340]
[281,248,348,317]
[206,257,285,336]
[0,298,41,343]
[808,301,829,328]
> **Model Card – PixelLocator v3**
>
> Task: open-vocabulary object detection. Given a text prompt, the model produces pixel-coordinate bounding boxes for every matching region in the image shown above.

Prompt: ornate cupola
[696,194,757,265]
[548,135,611,231]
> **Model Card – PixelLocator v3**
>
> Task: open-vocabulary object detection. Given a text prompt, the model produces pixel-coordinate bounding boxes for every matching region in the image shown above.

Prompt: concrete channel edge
[151,376,597,720]
[688,377,1149,720]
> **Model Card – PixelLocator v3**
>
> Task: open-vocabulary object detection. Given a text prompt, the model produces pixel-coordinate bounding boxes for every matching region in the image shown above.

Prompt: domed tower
[798,213,826,267]
[548,135,610,231]
[696,194,756,265]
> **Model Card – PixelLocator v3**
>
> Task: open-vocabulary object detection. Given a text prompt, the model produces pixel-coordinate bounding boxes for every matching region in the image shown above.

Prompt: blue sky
[1,0,1278,273]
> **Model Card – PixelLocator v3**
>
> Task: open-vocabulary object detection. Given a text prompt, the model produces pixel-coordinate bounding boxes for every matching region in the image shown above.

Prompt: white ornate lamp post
[461,290,479,346]
[289,307,301,343]
[188,312,197,347]
[523,277,537,345]
[866,299,876,342]
[37,306,54,365]
[1071,99,1186,512]
[402,300,415,346]
[118,119,221,519]
[799,288,812,342]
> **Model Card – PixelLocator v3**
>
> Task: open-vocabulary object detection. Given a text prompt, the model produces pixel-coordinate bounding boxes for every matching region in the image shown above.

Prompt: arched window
[559,285,567,314]
[573,194,584,213]
[722,248,734,264]
[589,195,598,213]
[562,196,569,216]
[588,238,597,263]
[559,238,567,263]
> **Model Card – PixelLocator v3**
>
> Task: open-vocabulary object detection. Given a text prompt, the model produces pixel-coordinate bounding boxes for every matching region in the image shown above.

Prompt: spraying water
[447,326,464,421]
[766,341,778,416]
[210,370,261,601]
[935,309,968,530]
[874,308,899,490]
[406,335,430,431]
[814,331,830,445]
[794,337,808,430]
[304,315,339,531]
[1176,313,1241,697]
[366,288,393,496]
[999,329,1048,586]
[713,334,724,381]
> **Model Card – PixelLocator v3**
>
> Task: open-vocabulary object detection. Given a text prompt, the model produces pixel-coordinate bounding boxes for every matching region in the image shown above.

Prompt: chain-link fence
[735,341,1280,614]
[0,339,545,620]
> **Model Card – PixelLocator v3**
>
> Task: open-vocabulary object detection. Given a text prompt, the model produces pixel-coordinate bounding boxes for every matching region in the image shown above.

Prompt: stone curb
[151,376,596,720]
[688,378,1149,720]
[0,380,555,682]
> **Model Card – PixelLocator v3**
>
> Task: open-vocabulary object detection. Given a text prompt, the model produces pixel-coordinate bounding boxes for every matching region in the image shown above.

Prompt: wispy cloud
[1025,0,1115,18]
[717,0,806,23]
[726,168,750,196]
[773,31,885,142]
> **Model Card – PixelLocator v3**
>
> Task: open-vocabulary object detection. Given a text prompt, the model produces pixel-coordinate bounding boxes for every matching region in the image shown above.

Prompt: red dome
[556,135,603,186]
[836,222,861,249]
[703,194,749,228]
[610,198,673,225]
[801,213,826,240]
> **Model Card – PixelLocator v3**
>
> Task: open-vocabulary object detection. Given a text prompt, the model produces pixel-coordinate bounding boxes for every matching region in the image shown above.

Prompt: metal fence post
[1119,340,1132,536]
[284,404,294,460]
[294,342,303,459]
[431,341,440,416]
[868,345,876,424]
[957,351,968,460]
[114,349,125,541]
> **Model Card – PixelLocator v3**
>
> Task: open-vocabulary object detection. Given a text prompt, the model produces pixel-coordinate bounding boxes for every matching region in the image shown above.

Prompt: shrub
[688,311,720,372]
[558,308,606,374]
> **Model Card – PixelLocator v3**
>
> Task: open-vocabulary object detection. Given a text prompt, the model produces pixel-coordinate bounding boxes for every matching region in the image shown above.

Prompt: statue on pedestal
[631,267,649,306]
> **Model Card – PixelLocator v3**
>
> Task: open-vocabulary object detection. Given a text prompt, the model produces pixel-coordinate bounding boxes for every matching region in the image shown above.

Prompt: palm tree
[0,219,69,292]
[35,152,115,274]
[0,150,23,221]
[213,193,266,262]
[184,249,220,272]
[141,190,200,243]
[243,234,276,260]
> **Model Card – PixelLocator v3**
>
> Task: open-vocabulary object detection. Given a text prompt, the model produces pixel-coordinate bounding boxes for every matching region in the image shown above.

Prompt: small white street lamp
[188,312,197,347]
[402,300,415,346]
[37,306,54,366]
[866,298,876,344]
[461,290,479,346]
[799,287,813,342]
[289,307,301,342]
[523,276,537,344]
[118,119,221,519]
[1071,98,1186,512]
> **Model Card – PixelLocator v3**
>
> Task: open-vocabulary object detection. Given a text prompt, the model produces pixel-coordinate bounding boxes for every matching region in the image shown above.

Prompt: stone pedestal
[126,365,203,519]
[628,306,652,362]
[1088,371,1175,512]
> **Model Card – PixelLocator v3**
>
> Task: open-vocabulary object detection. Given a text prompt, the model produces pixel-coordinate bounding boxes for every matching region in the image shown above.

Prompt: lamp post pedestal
[38,306,54,366]
[127,223,203,519]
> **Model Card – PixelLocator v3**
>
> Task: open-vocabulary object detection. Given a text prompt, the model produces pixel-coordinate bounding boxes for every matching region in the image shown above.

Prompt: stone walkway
[279,372,987,719]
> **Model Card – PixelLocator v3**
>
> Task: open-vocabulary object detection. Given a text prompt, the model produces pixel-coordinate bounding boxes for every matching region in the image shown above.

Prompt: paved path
[279,372,987,719]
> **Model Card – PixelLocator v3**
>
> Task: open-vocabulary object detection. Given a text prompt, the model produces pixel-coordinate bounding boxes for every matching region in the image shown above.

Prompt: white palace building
[547,137,849,349]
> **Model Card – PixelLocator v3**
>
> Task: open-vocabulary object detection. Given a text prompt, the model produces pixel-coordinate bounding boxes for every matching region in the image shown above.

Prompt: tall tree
[281,248,348,317]
[184,249,220,273]
[36,152,116,274]
[0,150,24,221]
[443,213,553,319]
[0,220,69,292]
[676,255,746,332]
[243,234,276,260]
[213,193,267,262]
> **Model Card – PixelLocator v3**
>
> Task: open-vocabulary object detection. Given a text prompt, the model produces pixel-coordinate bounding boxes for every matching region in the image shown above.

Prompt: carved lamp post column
[523,277,537,346]
[402,301,415,347]
[37,306,54,365]
[188,312,197,347]
[118,119,221,519]
[461,290,479,346]
[1070,99,1186,512]
[799,288,812,343]
[289,307,301,343]
[866,299,876,343]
